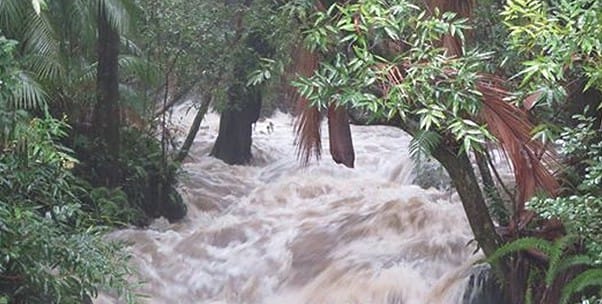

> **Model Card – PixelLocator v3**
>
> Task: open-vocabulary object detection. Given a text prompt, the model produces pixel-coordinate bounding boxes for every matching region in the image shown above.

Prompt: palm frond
[118,55,160,85]
[120,36,143,56]
[477,74,559,212]
[295,99,322,165]
[0,0,26,34]
[70,0,98,51]
[97,0,131,35]
[22,9,59,57]
[74,56,159,90]
[24,53,64,81]
[327,104,354,168]
[11,71,47,109]
[77,62,98,85]
[291,46,323,165]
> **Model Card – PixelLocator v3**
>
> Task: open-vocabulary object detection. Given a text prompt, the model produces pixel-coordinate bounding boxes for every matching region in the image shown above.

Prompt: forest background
[0,0,600,303]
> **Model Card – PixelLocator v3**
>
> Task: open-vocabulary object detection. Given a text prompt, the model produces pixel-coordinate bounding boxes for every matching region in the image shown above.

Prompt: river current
[96,103,483,304]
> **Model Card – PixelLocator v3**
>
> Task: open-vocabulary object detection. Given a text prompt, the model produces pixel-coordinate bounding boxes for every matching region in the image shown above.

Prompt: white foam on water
[96,102,481,304]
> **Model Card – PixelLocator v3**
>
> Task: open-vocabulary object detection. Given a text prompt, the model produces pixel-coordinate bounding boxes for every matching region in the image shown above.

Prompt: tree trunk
[475,150,508,225]
[174,97,211,163]
[431,145,503,257]
[94,4,121,186]
[210,86,261,165]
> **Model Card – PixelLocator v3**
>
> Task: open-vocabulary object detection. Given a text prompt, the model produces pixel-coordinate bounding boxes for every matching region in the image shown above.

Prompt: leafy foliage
[284,1,599,302]
[0,34,136,303]
[494,0,602,302]
[0,118,137,303]
[286,0,498,156]
[136,0,292,112]
[487,235,602,304]
[502,0,602,94]
[528,112,602,263]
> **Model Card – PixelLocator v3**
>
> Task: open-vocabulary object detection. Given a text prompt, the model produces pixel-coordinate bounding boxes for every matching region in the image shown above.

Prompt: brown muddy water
[96,103,485,304]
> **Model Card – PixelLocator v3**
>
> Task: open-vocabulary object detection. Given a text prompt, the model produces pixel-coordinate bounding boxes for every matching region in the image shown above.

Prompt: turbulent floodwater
[96,104,484,304]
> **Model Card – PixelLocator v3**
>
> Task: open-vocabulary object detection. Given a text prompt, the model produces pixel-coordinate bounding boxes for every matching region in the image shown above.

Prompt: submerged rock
[413,158,452,191]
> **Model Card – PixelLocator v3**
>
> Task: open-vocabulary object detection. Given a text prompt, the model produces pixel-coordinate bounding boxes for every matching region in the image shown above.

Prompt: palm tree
[0,0,150,185]
[94,0,130,186]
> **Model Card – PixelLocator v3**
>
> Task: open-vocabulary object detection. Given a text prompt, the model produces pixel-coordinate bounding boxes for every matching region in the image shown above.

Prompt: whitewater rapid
[96,103,482,304]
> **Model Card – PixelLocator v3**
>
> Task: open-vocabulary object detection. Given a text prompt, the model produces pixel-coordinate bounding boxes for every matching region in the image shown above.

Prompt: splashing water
[96,103,487,304]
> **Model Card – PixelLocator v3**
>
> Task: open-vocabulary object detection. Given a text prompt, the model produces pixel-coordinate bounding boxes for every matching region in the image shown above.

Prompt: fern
[409,129,441,161]
[488,235,601,303]
[546,235,579,287]
[560,268,602,304]
[526,268,543,304]
[487,237,555,264]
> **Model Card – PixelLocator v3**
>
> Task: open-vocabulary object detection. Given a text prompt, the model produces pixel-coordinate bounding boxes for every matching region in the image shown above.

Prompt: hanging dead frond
[327,104,355,168]
[523,90,542,110]
[477,74,560,213]
[295,100,322,165]
[289,46,323,165]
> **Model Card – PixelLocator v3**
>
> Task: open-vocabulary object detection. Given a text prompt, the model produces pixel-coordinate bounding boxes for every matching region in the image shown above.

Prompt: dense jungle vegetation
[0,0,600,303]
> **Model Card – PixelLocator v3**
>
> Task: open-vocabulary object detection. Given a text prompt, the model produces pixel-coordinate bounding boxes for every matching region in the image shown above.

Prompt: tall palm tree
[0,0,150,185]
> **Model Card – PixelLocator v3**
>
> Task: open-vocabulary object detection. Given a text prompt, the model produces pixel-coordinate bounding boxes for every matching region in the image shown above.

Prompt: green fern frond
[549,251,596,291]
[409,129,441,160]
[487,237,555,264]
[526,268,543,304]
[546,235,579,286]
[560,268,602,304]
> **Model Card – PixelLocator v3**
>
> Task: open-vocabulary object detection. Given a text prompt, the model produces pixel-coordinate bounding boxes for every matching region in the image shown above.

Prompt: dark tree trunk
[430,141,518,303]
[210,87,261,165]
[174,97,211,163]
[431,144,503,257]
[94,4,121,186]
[210,0,264,165]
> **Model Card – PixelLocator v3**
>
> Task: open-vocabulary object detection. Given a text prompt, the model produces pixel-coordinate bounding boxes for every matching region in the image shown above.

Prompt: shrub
[0,116,136,303]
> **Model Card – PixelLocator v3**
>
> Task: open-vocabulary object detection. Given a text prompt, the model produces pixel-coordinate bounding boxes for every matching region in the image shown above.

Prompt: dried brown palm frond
[327,104,355,168]
[523,90,542,110]
[295,101,323,165]
[289,46,323,165]
[477,74,560,213]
